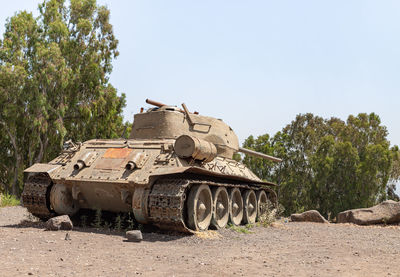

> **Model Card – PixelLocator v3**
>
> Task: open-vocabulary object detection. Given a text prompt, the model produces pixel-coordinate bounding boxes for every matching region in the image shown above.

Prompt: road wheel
[242,190,257,224]
[211,187,229,229]
[49,183,79,216]
[187,184,213,231]
[229,188,243,226]
[256,190,269,220]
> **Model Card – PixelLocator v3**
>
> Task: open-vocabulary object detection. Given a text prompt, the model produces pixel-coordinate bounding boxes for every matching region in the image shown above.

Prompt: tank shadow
[1,219,190,242]
[0,219,46,229]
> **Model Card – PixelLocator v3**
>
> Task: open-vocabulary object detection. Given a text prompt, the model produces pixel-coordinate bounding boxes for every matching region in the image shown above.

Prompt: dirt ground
[0,206,400,277]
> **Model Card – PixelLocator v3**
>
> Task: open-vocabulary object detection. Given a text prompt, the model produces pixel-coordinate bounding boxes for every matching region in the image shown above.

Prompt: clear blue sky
[1,0,400,146]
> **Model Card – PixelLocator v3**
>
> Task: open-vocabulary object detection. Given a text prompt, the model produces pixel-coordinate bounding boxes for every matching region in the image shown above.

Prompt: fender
[24,163,61,178]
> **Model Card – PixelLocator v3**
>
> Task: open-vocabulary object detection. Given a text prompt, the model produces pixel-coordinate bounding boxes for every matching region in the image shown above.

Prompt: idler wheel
[256,190,269,220]
[50,184,79,216]
[229,188,243,226]
[242,190,257,224]
[187,184,213,231]
[210,187,229,229]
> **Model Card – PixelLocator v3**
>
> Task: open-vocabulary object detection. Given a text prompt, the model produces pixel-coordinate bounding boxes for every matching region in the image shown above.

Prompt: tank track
[148,176,277,233]
[21,173,53,219]
[148,178,191,232]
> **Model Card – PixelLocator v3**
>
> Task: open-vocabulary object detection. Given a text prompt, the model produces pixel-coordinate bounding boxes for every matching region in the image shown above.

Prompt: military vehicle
[22,99,281,232]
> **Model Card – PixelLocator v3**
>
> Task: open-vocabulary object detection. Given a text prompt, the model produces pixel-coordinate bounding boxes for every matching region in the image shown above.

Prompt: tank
[21,99,282,232]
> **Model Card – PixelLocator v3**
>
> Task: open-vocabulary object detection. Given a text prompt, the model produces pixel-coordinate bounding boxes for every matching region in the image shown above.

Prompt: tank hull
[22,104,279,232]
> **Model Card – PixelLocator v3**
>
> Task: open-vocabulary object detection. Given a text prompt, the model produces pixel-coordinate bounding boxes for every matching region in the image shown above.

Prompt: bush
[257,201,285,227]
[0,193,20,207]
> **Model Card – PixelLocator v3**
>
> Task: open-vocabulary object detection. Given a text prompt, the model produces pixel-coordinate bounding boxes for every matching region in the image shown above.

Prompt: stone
[126,230,143,242]
[337,200,400,225]
[46,215,73,231]
[290,210,329,223]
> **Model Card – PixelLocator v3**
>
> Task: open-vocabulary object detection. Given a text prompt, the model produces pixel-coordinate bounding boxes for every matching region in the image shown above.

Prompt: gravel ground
[0,206,400,277]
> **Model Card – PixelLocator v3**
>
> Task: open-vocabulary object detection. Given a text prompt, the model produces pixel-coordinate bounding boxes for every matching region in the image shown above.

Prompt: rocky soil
[1,206,400,277]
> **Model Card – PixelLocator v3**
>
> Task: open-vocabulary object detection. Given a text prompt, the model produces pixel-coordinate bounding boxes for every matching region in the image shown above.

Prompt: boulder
[290,210,329,223]
[126,230,143,242]
[337,200,400,225]
[46,215,73,231]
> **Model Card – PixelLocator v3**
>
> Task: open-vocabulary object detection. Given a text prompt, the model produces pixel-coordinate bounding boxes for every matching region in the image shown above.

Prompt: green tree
[243,113,398,218]
[0,0,127,195]
[387,145,400,201]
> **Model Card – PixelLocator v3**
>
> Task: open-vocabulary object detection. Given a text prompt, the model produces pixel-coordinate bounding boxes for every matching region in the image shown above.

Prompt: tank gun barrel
[146,99,170,109]
[238,147,282,162]
[146,99,185,113]
[145,99,199,114]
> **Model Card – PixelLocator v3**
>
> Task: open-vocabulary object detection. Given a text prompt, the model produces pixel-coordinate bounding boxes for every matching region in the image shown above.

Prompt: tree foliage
[0,0,127,195]
[243,113,399,219]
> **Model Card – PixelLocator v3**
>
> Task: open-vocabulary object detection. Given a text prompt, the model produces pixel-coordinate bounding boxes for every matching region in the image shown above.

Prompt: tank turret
[130,99,240,159]
[22,99,281,232]
[136,99,282,163]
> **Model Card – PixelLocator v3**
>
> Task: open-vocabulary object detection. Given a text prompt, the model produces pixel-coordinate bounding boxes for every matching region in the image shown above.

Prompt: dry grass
[194,230,222,239]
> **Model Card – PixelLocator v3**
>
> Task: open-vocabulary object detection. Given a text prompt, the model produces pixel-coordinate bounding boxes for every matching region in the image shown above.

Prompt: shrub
[257,201,285,227]
[0,193,20,207]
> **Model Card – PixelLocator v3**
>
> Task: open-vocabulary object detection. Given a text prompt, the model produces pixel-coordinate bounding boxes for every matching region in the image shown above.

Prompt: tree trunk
[35,135,49,163]
[2,121,21,196]
[12,159,19,196]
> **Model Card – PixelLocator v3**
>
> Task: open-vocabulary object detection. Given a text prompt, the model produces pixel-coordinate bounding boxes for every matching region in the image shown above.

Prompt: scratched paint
[103,148,132,159]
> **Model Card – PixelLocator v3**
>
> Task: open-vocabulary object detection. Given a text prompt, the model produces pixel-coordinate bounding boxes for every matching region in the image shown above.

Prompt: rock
[337,200,400,225]
[46,215,73,231]
[290,210,329,223]
[126,230,143,242]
